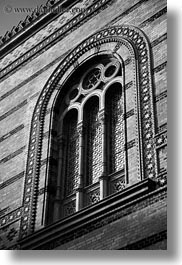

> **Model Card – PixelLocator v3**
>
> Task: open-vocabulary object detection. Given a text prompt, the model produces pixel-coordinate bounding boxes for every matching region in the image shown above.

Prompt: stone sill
[19,178,165,249]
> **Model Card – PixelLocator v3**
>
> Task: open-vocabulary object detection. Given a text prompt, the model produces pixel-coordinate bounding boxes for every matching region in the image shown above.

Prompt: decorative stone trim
[140,7,167,28]
[0,124,24,144]
[155,130,167,148]
[151,33,167,48]
[0,146,26,165]
[0,0,61,46]
[124,108,135,119]
[0,207,10,217]
[18,179,162,249]
[155,90,167,103]
[0,171,24,190]
[157,170,167,187]
[0,100,27,122]
[153,61,167,74]
[0,207,22,228]
[19,25,156,238]
[0,0,113,80]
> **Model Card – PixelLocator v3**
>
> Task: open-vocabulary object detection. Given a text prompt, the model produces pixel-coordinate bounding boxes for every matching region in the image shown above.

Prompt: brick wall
[0,0,167,249]
[53,188,167,250]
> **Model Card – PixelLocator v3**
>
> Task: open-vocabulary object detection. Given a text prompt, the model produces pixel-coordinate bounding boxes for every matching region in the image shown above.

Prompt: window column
[53,134,64,222]
[98,109,107,199]
[76,121,84,211]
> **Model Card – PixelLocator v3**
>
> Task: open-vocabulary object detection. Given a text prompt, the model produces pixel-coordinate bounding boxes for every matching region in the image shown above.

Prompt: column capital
[57,134,65,146]
[77,121,84,136]
[99,174,108,181]
[98,109,106,124]
[75,185,84,193]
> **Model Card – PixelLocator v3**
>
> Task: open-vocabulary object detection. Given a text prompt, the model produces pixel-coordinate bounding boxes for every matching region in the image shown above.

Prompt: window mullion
[76,121,84,211]
[98,109,107,199]
[53,134,64,222]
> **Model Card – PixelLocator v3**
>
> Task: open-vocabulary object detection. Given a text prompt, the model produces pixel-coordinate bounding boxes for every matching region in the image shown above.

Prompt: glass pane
[85,98,102,185]
[64,111,79,197]
[106,85,124,173]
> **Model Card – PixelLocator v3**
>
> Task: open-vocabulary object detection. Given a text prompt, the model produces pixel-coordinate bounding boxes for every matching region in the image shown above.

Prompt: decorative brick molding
[0,0,61,46]
[0,146,26,165]
[18,180,166,250]
[0,207,10,217]
[19,25,156,239]
[153,61,167,74]
[0,100,27,122]
[107,0,166,30]
[140,7,167,28]
[155,129,167,185]
[120,230,167,249]
[0,125,24,144]
[155,130,167,148]
[151,33,167,48]
[0,172,24,191]
[0,0,114,80]
[155,90,167,103]
[0,207,22,228]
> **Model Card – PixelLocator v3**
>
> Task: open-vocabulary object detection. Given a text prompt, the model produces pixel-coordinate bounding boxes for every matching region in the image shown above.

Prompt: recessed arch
[59,103,81,129]
[105,82,125,175]
[102,77,123,105]
[81,90,102,119]
[20,25,156,238]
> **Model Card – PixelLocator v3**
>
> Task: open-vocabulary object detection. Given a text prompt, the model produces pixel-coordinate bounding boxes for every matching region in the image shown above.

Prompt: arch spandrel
[20,25,156,238]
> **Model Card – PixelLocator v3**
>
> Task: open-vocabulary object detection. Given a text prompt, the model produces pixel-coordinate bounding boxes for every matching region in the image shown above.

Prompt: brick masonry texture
[53,188,167,250]
[0,0,167,249]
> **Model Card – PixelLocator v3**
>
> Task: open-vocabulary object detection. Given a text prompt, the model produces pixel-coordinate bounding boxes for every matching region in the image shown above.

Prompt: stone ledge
[18,178,164,249]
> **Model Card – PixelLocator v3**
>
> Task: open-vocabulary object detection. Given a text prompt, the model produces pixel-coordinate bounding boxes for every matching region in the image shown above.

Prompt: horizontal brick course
[0,0,167,250]
[54,189,167,250]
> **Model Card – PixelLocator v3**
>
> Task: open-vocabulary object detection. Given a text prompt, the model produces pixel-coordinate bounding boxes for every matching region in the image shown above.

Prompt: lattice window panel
[107,89,124,173]
[63,200,76,218]
[64,116,79,196]
[87,188,100,205]
[111,177,125,194]
[86,103,102,185]
[83,68,101,90]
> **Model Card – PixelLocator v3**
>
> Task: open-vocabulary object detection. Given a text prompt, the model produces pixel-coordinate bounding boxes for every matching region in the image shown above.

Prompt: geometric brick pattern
[35,186,167,250]
[0,207,22,229]
[0,220,20,249]
[0,0,113,80]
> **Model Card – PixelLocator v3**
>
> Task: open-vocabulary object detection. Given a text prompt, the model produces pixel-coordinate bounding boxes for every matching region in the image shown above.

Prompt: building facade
[0,0,167,250]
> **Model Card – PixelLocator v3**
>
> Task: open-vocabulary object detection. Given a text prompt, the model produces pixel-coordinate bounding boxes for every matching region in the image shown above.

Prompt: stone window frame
[19,25,156,239]
[52,59,125,221]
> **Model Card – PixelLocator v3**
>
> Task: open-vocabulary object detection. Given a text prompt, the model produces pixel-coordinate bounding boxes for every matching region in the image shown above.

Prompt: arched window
[48,55,125,222]
[83,96,102,206]
[20,26,157,239]
[105,83,125,194]
[63,110,79,197]
[62,109,79,217]
[106,84,124,174]
[84,97,102,186]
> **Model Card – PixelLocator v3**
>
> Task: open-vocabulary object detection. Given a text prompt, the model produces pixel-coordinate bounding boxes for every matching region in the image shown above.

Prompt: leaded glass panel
[63,200,76,217]
[106,86,124,173]
[64,113,79,196]
[85,100,102,185]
